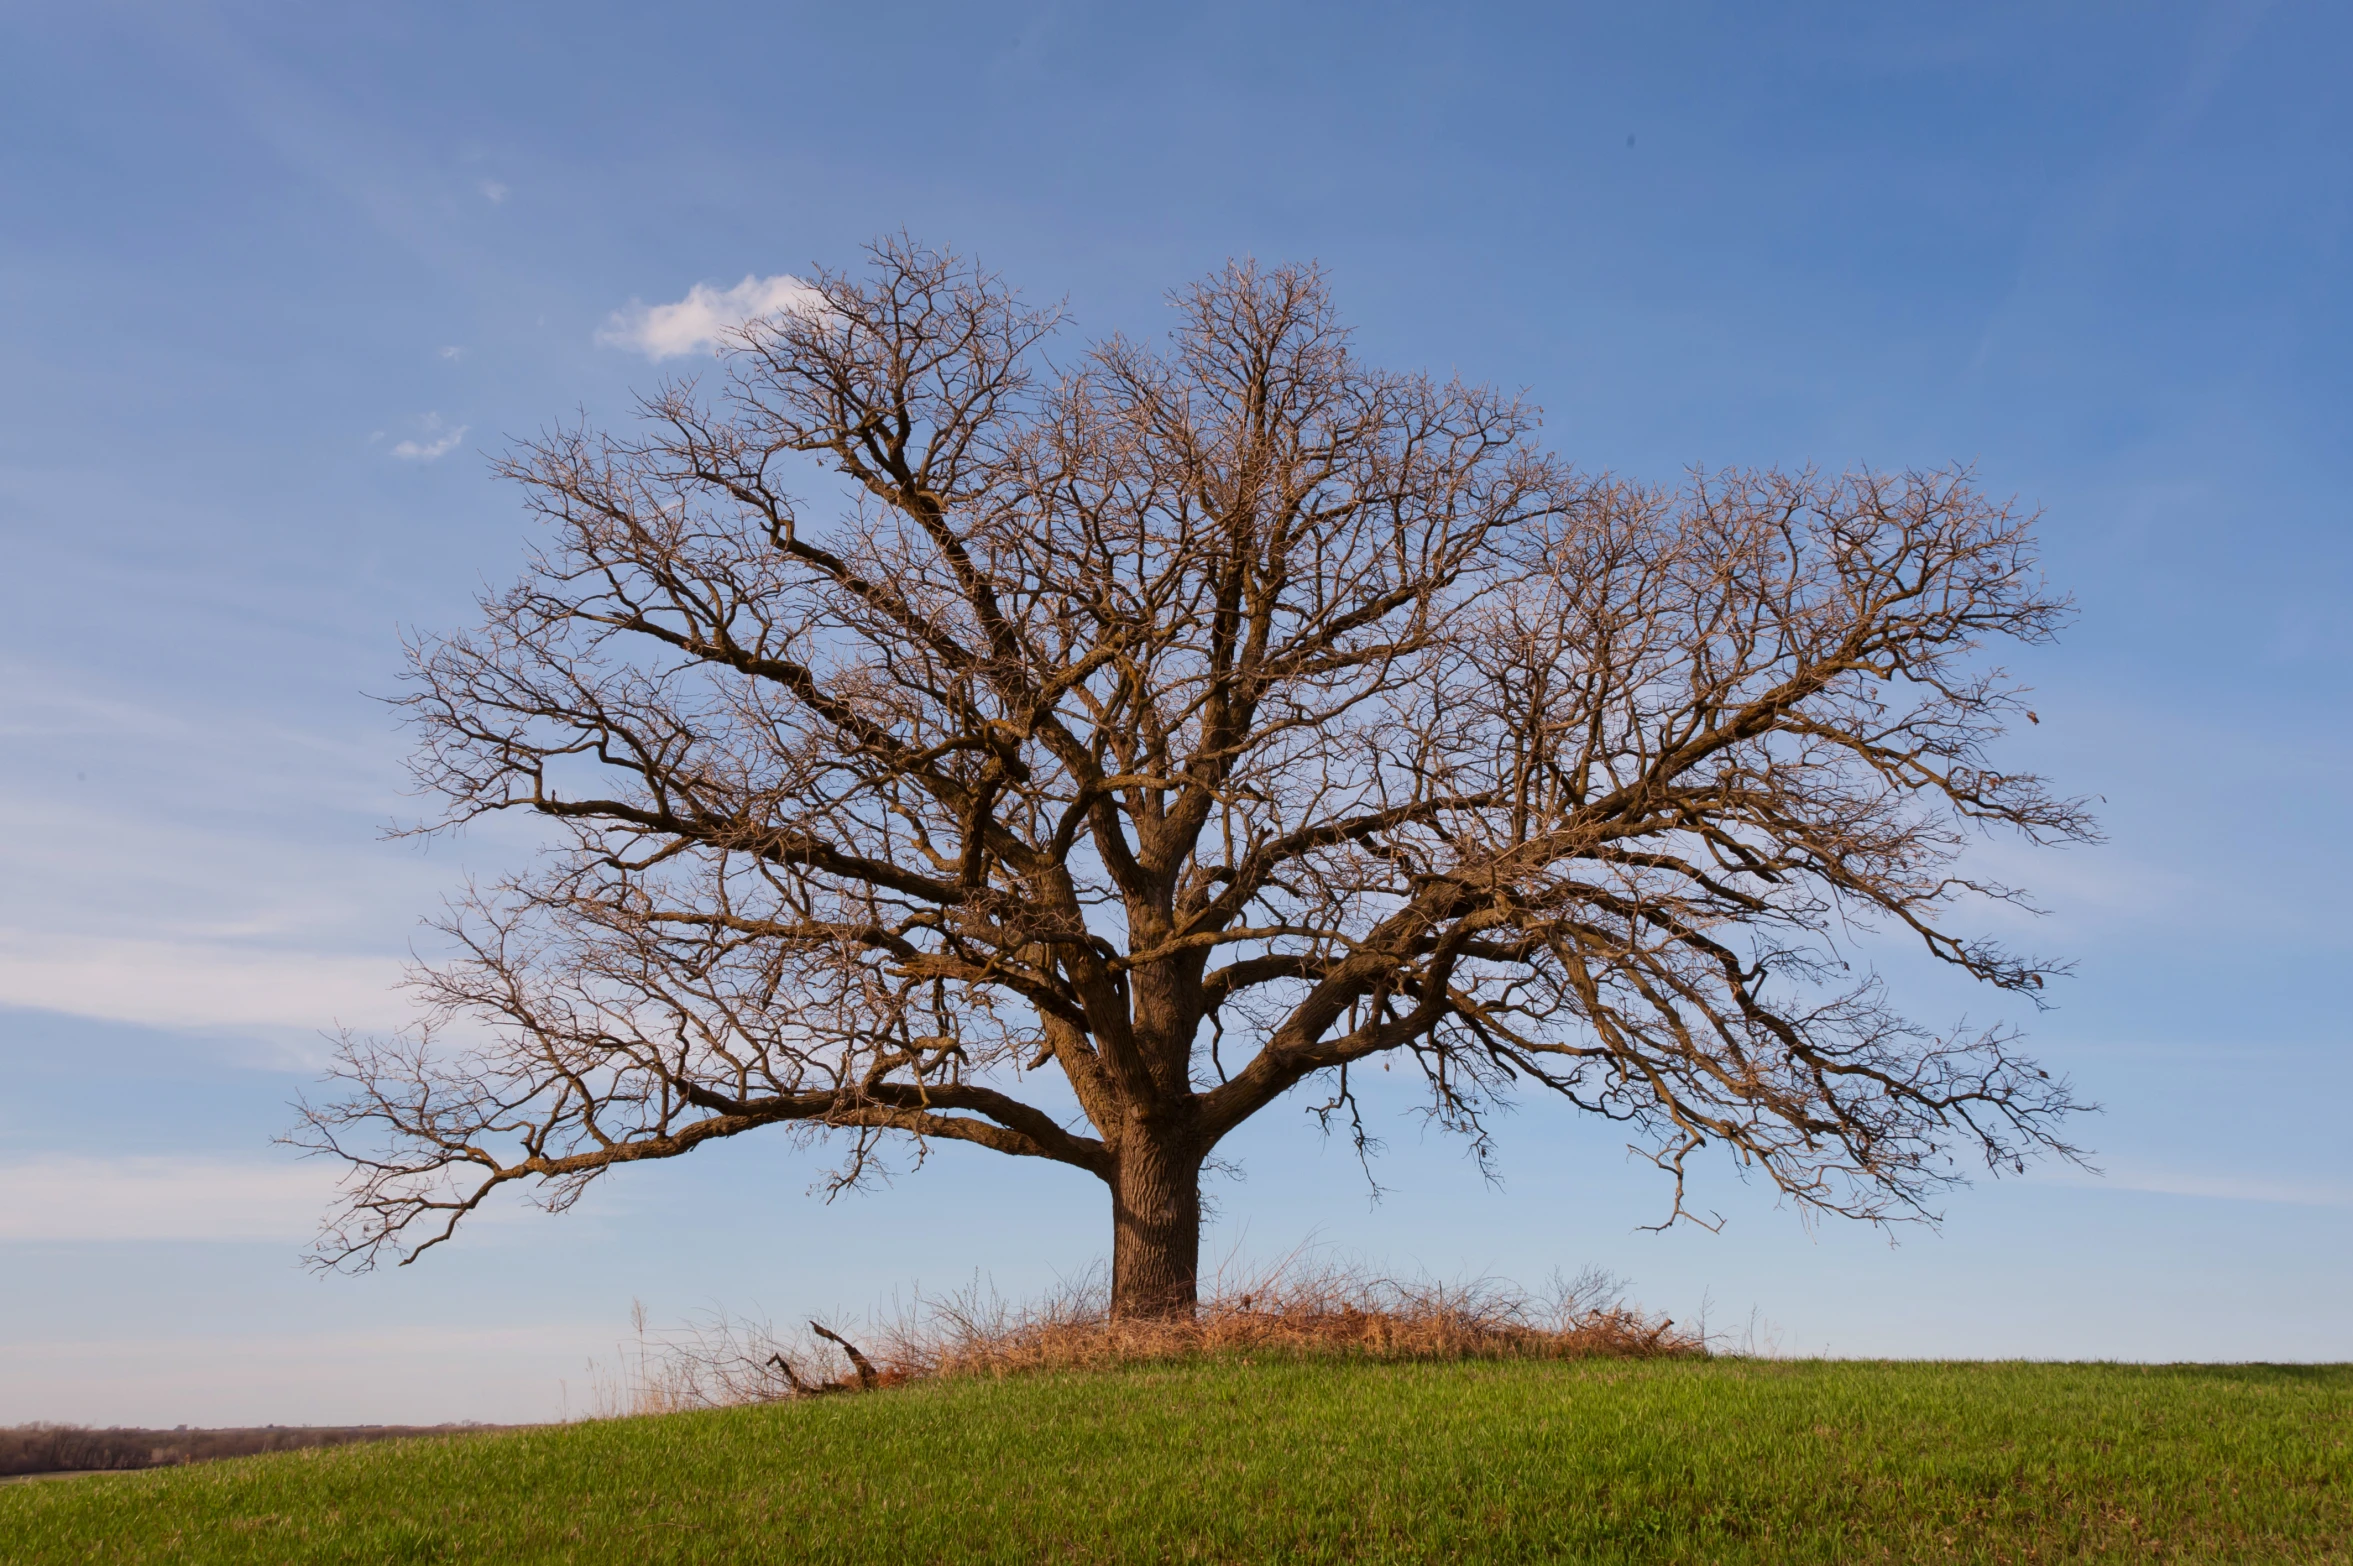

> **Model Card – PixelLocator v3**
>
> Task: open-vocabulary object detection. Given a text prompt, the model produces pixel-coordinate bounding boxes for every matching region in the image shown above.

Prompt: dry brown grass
[903,1263,1699,1378]
[596,1262,1701,1415]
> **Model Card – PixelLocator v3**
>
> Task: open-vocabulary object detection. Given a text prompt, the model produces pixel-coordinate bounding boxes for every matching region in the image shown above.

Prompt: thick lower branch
[309,1082,1111,1271]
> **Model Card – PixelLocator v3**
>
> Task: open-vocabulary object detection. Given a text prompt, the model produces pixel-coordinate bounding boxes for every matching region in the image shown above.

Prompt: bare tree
[298,238,2094,1319]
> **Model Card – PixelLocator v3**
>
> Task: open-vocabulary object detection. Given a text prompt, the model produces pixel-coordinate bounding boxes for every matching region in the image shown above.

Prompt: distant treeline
[1,1423,501,1476]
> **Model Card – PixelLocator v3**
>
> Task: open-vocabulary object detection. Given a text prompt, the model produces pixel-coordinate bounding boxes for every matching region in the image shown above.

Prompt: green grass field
[4,1360,2347,1563]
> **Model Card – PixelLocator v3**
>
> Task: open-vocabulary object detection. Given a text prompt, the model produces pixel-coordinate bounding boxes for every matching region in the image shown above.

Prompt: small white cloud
[439,345,465,361]
[598,273,821,359]
[479,179,509,204]
[391,412,467,462]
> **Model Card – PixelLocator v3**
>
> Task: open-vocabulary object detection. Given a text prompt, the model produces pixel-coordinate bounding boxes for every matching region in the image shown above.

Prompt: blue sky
[2,0,2347,1425]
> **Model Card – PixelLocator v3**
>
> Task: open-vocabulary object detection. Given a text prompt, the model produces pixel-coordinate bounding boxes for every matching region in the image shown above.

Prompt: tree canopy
[299,238,2093,1317]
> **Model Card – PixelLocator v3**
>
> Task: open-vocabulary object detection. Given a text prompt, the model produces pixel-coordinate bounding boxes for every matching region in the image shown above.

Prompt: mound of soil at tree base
[0,1423,514,1476]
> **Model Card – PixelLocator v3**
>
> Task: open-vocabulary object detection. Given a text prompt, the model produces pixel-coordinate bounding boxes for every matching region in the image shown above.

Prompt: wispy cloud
[438,345,465,361]
[598,273,820,359]
[2038,1163,2353,1209]
[0,1155,337,1242]
[478,179,509,204]
[391,412,467,461]
[0,932,408,1035]
[0,661,434,1042]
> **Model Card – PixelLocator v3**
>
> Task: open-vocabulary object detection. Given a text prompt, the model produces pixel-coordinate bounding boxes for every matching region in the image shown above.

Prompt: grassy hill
[3,1359,2347,1563]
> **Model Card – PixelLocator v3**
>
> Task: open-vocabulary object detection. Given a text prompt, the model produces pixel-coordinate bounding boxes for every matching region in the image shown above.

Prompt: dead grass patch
[595,1261,1701,1414]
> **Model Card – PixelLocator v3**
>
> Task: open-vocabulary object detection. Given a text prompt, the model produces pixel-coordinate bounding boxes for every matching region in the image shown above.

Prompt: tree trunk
[1109,1127,1202,1320]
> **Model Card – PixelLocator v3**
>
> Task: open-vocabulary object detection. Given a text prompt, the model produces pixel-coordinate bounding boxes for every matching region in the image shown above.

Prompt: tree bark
[1109,1125,1202,1320]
